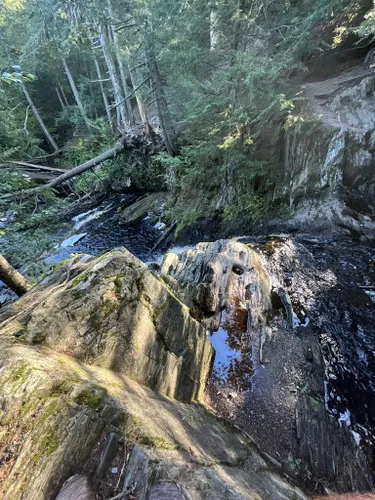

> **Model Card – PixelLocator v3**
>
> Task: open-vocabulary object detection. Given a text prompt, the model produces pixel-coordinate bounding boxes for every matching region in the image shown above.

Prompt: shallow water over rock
[161,236,375,494]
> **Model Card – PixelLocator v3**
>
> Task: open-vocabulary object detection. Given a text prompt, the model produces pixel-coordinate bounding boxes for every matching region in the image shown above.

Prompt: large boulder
[161,239,272,332]
[118,192,166,225]
[161,238,375,493]
[0,337,307,500]
[0,249,213,402]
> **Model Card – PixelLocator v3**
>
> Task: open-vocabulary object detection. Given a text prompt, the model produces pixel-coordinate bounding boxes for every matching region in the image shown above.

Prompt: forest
[1,1,375,499]
[0,0,373,277]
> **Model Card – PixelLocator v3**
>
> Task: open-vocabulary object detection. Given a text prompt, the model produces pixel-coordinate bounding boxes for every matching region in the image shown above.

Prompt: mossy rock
[0,338,307,500]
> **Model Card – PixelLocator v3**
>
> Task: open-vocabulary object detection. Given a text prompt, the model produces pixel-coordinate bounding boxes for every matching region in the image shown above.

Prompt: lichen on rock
[0,249,213,403]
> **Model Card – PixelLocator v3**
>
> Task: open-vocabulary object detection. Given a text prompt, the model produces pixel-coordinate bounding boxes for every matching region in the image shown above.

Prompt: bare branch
[110,77,151,109]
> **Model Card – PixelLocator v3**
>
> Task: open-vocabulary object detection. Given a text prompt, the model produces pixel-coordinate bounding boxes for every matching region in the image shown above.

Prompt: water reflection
[209,298,254,391]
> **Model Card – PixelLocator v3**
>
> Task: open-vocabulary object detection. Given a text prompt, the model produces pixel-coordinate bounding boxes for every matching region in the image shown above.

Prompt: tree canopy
[0,0,373,215]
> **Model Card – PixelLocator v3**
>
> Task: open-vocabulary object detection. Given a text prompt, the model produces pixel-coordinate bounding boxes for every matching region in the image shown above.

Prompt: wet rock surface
[118,192,167,226]
[47,196,162,268]
[162,237,375,494]
[1,210,374,498]
[161,239,271,332]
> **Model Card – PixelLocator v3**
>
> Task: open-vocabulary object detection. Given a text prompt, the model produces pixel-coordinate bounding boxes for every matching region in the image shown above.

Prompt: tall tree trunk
[55,87,65,109]
[107,0,134,124]
[59,82,69,106]
[21,83,59,152]
[210,5,220,50]
[232,0,246,55]
[62,57,91,130]
[110,24,134,124]
[94,59,113,129]
[84,58,98,120]
[0,255,31,297]
[127,57,151,136]
[145,36,178,156]
[99,27,130,133]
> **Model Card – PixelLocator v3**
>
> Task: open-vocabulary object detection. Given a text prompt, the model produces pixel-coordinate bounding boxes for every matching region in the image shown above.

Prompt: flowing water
[2,196,375,492]
[0,196,164,307]
[204,235,375,492]
[45,198,163,267]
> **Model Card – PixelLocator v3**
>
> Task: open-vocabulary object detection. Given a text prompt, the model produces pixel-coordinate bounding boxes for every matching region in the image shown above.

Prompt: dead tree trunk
[55,87,65,109]
[48,140,124,187]
[99,27,130,133]
[94,59,113,128]
[21,83,59,152]
[210,5,220,50]
[127,57,151,136]
[59,82,69,106]
[62,57,91,130]
[145,36,178,156]
[107,0,134,124]
[110,24,134,124]
[0,255,31,296]
[0,141,125,201]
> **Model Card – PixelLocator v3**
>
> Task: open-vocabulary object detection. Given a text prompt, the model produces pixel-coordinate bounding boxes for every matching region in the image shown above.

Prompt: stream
[0,196,164,307]
[45,198,164,267]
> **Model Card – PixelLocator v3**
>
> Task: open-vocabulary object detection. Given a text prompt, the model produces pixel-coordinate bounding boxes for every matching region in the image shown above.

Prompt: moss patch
[74,386,107,410]
[71,268,91,288]
[12,363,30,384]
[139,435,179,450]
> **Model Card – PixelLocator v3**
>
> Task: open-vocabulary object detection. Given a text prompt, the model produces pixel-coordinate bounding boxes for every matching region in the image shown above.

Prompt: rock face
[118,192,166,225]
[1,237,373,498]
[161,240,271,332]
[0,248,308,499]
[276,68,375,240]
[0,249,213,402]
[0,337,307,500]
[162,238,375,494]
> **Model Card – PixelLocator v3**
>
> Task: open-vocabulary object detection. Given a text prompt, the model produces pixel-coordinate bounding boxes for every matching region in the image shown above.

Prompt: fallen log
[48,140,124,188]
[151,221,177,252]
[0,140,125,201]
[0,254,31,296]
[7,161,66,174]
[0,165,60,181]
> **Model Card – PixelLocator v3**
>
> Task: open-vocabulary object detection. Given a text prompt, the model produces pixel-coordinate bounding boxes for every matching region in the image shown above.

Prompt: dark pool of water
[210,300,254,391]
[45,198,163,267]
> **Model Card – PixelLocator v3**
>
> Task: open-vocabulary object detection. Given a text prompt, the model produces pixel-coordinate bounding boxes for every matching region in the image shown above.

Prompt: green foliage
[57,126,112,169]
[353,5,375,41]
[109,150,167,193]
[0,0,373,241]
[0,68,35,85]
[0,224,64,281]
[0,171,34,194]
[0,188,70,281]
[222,194,268,223]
